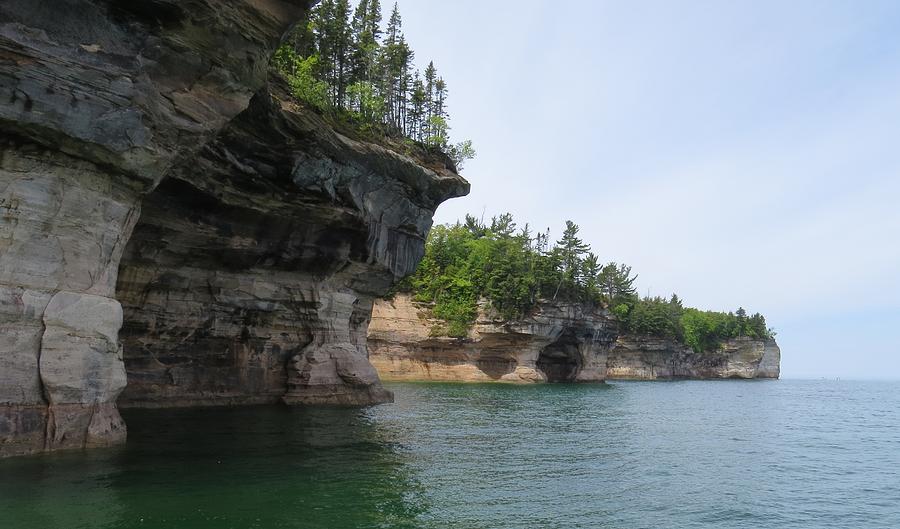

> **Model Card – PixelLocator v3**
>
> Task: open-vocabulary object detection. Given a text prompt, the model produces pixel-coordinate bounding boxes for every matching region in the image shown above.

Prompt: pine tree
[598,262,637,306]
[582,252,602,297]
[350,0,380,84]
[380,3,403,126]
[553,221,591,299]
[311,0,336,87]
[490,213,517,238]
[276,0,475,169]
[333,0,352,105]
[735,307,748,336]
[434,77,447,118]
[408,71,426,139]
[423,61,437,136]
[311,0,353,106]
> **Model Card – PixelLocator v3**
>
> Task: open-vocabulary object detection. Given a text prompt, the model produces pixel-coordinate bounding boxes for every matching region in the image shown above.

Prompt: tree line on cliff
[397,213,772,352]
[273,0,475,169]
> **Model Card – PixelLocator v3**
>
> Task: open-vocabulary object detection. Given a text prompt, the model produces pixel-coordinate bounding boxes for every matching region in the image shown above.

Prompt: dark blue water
[1,380,898,528]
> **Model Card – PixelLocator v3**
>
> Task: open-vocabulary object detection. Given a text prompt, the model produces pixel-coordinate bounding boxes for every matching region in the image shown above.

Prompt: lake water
[1,380,898,529]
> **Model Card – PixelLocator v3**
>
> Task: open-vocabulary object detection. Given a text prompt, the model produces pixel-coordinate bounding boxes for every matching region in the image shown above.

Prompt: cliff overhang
[0,0,468,457]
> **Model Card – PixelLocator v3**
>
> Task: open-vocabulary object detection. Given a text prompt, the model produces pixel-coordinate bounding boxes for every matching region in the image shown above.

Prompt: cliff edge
[368,294,781,382]
[0,1,467,457]
[369,294,617,382]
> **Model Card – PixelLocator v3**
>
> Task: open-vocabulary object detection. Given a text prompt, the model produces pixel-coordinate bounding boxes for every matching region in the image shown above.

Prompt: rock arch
[0,0,467,457]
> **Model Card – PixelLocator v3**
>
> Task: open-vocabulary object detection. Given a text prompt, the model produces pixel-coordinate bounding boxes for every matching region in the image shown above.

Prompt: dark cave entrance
[536,331,583,382]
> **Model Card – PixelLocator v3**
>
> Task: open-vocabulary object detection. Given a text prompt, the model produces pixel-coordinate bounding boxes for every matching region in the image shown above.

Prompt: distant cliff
[368,294,780,382]
[369,294,616,382]
[607,335,780,380]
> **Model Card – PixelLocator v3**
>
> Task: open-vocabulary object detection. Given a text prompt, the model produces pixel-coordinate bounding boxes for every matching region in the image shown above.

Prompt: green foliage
[597,262,637,307]
[273,47,329,110]
[618,295,683,341]
[273,1,474,169]
[425,115,449,149]
[346,80,385,125]
[447,140,477,169]
[401,215,612,336]
[618,296,772,354]
[402,213,773,345]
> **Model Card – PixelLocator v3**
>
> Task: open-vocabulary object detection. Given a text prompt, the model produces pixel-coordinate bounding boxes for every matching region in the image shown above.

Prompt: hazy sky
[395,0,900,379]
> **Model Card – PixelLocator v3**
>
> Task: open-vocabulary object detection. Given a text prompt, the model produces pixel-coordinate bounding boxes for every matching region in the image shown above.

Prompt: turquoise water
[1,380,898,528]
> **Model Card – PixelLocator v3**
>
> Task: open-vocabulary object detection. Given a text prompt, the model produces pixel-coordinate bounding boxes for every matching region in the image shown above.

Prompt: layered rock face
[368,295,781,382]
[116,88,468,408]
[1,1,466,457]
[368,294,617,382]
[606,335,780,380]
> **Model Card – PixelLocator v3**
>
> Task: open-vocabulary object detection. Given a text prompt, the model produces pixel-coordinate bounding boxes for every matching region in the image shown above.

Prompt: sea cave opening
[536,331,584,382]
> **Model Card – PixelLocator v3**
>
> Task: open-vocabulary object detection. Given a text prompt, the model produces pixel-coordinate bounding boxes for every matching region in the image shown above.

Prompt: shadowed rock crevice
[536,330,584,382]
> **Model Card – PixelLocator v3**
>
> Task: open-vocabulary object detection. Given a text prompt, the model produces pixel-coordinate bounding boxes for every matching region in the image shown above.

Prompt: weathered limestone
[2,1,465,458]
[0,142,142,456]
[606,335,781,380]
[1,0,314,457]
[756,340,782,378]
[368,295,782,382]
[368,294,617,383]
[116,88,466,408]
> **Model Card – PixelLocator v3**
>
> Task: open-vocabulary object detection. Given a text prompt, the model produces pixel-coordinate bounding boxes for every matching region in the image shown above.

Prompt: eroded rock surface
[1,0,312,457]
[1,0,465,457]
[369,295,781,382]
[368,294,617,382]
[606,335,780,380]
[116,88,467,408]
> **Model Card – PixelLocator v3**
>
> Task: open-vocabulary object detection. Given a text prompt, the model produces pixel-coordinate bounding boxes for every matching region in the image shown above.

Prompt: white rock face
[40,292,127,405]
[0,287,51,405]
[0,148,139,456]
[757,340,782,379]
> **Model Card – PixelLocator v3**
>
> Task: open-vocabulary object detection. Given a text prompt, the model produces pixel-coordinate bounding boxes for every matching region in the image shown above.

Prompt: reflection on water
[0,406,426,529]
[1,380,899,529]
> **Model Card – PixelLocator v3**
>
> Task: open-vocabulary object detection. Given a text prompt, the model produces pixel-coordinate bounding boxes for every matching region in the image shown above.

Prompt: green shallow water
[1,380,899,529]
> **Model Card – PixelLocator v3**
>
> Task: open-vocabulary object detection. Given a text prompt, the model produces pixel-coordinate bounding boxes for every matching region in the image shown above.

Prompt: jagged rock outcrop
[368,295,781,382]
[368,294,617,382]
[606,335,781,379]
[1,1,467,457]
[116,86,468,408]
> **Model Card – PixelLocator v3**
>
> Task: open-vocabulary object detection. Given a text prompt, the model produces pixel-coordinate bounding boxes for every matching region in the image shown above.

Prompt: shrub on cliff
[616,297,772,353]
[396,214,630,336]
[400,213,773,347]
[273,1,475,170]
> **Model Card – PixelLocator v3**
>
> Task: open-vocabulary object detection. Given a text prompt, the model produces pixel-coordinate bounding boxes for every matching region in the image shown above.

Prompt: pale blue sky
[395,0,900,379]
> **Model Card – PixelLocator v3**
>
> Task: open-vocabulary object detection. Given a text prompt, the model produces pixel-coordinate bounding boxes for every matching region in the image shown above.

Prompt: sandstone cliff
[368,295,781,382]
[606,335,780,380]
[1,1,466,457]
[368,294,617,382]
